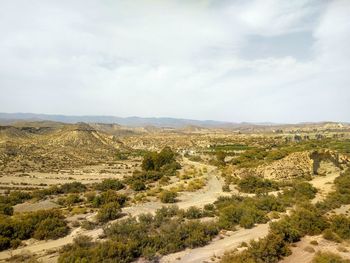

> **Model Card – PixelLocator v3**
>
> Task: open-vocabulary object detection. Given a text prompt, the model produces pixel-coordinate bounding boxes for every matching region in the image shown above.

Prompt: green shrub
[270,218,301,243]
[222,184,230,192]
[288,205,328,236]
[312,251,350,263]
[323,229,342,243]
[329,215,350,240]
[282,181,317,204]
[221,233,291,263]
[0,191,31,207]
[58,194,82,206]
[33,217,69,240]
[60,182,87,193]
[96,179,124,191]
[0,204,13,216]
[0,236,10,251]
[184,206,203,219]
[216,195,283,230]
[238,176,279,193]
[141,147,179,171]
[130,180,146,191]
[159,191,177,203]
[81,220,96,230]
[218,203,267,229]
[97,202,122,223]
[0,209,68,250]
[92,190,128,208]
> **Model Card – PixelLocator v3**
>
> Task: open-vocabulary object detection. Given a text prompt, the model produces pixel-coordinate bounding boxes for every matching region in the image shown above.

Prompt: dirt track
[5,158,334,262]
[0,160,227,261]
[0,227,102,261]
[161,223,270,263]
[311,168,340,204]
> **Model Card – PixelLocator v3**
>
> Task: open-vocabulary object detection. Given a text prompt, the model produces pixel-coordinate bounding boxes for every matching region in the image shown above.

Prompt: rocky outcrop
[256,151,313,180]
[232,150,349,180]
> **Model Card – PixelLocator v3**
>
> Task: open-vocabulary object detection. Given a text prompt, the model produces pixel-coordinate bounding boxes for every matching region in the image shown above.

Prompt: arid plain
[0,120,349,263]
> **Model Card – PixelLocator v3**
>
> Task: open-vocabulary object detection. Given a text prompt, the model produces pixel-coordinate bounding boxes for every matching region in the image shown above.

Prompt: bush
[222,184,230,192]
[270,218,301,243]
[58,194,82,206]
[0,204,13,216]
[96,179,124,191]
[0,236,10,251]
[184,207,203,219]
[130,180,146,191]
[238,176,279,193]
[81,220,96,230]
[159,191,177,203]
[323,229,342,243]
[92,190,128,208]
[218,203,267,229]
[312,251,350,263]
[329,215,350,240]
[282,181,317,204]
[60,207,218,262]
[0,191,31,208]
[141,147,179,171]
[33,217,69,240]
[0,209,69,250]
[221,233,291,263]
[60,182,87,193]
[288,205,328,236]
[97,202,122,223]
[215,195,282,230]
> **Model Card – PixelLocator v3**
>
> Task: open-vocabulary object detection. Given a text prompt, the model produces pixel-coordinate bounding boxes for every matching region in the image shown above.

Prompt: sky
[0,0,349,123]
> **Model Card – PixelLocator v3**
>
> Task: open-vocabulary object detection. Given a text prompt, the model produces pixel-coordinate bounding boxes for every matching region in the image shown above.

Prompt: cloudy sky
[0,0,349,123]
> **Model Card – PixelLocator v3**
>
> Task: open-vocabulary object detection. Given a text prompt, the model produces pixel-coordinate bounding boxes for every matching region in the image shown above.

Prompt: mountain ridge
[0,112,347,129]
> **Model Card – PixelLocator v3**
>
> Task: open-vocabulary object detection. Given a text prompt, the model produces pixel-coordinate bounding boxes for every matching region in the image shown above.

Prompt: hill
[0,122,125,173]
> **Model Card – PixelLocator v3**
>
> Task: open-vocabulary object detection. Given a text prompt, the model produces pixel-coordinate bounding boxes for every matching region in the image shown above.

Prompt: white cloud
[0,0,349,122]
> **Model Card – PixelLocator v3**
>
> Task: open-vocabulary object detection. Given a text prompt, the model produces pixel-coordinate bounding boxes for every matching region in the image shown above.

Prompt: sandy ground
[281,235,350,263]
[0,227,103,261]
[310,170,340,204]
[0,160,227,262]
[13,199,59,213]
[333,204,350,216]
[123,169,226,217]
[161,223,270,263]
[0,161,139,188]
[3,159,338,262]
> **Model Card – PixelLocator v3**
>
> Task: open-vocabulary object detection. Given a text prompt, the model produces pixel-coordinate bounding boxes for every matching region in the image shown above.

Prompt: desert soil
[281,235,350,263]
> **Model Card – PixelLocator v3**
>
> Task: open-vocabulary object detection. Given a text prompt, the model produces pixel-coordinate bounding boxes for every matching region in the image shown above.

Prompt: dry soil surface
[281,235,350,263]
[161,223,270,263]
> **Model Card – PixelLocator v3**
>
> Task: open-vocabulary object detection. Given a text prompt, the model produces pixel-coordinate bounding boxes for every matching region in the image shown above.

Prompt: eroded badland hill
[0,120,349,263]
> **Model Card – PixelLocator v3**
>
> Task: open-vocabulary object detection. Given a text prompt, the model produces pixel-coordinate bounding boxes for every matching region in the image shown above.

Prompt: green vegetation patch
[58,206,218,262]
[0,209,68,251]
[237,175,280,194]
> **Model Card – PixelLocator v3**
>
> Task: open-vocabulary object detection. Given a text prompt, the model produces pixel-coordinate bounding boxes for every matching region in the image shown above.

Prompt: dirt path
[123,161,226,217]
[310,170,340,204]
[0,160,226,261]
[0,227,102,261]
[123,171,226,217]
[161,223,270,263]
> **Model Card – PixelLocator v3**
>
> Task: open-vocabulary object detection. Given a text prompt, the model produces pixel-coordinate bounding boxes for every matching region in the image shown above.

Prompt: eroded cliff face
[256,151,313,180]
[232,150,349,180]
[310,150,349,174]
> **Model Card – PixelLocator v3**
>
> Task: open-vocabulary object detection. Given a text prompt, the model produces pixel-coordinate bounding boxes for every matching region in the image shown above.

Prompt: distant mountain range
[0,112,347,129]
[0,112,234,128]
